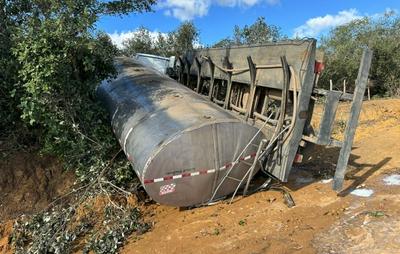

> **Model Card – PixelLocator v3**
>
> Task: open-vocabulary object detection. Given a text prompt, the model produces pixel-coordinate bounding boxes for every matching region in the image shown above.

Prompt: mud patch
[313,197,400,254]
[0,151,75,221]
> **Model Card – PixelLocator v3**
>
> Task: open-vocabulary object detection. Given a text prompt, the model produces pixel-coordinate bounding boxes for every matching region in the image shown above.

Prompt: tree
[1,1,156,252]
[122,26,155,56]
[121,21,200,57]
[154,33,168,56]
[239,17,281,44]
[1,0,156,177]
[172,21,200,55]
[0,0,24,131]
[212,17,282,47]
[212,37,234,48]
[320,12,400,96]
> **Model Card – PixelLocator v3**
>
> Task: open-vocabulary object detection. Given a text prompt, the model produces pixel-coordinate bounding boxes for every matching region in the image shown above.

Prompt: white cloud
[159,0,211,21]
[159,0,280,21]
[217,0,264,7]
[108,30,167,49]
[293,9,362,38]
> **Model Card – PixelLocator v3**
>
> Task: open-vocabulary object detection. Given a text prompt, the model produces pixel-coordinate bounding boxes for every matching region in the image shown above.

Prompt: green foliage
[365,210,385,218]
[0,0,155,182]
[238,219,247,226]
[122,26,156,56]
[212,38,234,48]
[12,4,114,181]
[171,21,200,55]
[12,207,87,254]
[122,21,199,56]
[1,2,156,252]
[0,0,21,131]
[320,12,400,96]
[212,17,282,47]
[155,32,175,57]
[85,206,150,253]
[12,196,150,254]
[235,17,281,45]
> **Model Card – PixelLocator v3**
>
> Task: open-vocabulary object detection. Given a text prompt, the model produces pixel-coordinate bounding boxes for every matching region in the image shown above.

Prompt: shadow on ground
[285,144,391,194]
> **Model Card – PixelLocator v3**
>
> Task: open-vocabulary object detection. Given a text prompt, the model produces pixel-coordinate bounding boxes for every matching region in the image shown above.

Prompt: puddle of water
[383,174,400,185]
[321,178,333,184]
[350,188,374,197]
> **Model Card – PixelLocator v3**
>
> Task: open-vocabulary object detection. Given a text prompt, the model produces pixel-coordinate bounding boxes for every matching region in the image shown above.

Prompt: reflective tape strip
[243,155,252,161]
[143,152,256,185]
[207,169,216,174]
[294,153,303,163]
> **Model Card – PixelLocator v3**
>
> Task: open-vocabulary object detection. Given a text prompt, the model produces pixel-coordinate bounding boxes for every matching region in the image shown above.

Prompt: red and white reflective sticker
[144,152,256,185]
[159,183,176,196]
[294,153,303,163]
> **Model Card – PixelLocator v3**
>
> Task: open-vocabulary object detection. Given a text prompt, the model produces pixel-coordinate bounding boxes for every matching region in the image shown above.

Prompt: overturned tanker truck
[97,39,372,207]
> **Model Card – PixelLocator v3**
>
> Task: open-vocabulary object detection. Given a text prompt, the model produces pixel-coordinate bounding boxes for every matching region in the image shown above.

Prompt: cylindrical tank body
[97,57,263,207]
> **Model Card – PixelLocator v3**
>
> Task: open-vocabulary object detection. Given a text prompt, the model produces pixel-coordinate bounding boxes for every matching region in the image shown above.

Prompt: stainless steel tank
[97,57,263,207]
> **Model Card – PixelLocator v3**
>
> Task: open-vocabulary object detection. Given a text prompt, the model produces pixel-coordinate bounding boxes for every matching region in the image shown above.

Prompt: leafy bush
[212,17,282,47]
[122,21,200,57]
[1,0,154,181]
[1,1,156,252]
[85,206,150,254]
[320,12,400,96]
[12,192,150,254]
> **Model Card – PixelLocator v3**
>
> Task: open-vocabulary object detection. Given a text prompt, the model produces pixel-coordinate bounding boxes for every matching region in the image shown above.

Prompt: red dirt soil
[0,152,75,253]
[0,153,75,221]
[120,98,400,254]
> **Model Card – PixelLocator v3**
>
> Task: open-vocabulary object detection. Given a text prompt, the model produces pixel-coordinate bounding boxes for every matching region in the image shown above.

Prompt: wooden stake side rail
[177,40,317,183]
[175,41,372,193]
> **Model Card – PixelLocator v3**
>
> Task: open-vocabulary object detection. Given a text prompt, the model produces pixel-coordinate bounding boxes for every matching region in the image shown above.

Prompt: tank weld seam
[143,152,256,184]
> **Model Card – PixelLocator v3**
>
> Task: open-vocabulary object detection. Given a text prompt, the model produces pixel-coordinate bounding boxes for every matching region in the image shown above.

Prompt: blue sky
[97,0,400,48]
